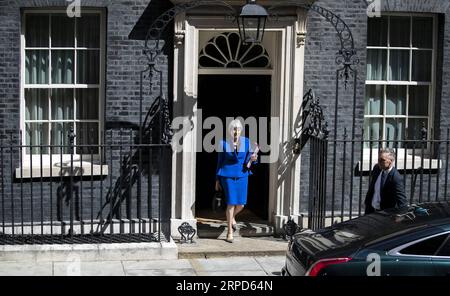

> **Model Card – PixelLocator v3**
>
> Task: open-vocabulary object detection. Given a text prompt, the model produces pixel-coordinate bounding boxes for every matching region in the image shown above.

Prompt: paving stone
[196,270,268,276]
[189,257,263,272]
[122,259,193,271]
[53,261,125,276]
[254,256,286,276]
[0,262,53,276]
[125,268,197,276]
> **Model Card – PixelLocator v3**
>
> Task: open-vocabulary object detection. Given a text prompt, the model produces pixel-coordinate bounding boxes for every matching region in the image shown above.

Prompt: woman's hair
[228,119,243,135]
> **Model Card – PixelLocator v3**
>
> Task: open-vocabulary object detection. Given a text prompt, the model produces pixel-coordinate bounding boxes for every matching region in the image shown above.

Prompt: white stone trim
[171,12,308,234]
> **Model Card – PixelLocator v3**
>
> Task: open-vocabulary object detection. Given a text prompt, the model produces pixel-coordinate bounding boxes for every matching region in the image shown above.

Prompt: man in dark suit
[365,148,408,215]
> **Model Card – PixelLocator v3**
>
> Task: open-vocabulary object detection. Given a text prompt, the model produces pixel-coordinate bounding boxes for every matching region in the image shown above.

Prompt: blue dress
[216,137,256,205]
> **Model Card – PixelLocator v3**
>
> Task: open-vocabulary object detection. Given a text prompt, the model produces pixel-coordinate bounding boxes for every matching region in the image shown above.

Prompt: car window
[400,233,448,256]
[436,235,450,257]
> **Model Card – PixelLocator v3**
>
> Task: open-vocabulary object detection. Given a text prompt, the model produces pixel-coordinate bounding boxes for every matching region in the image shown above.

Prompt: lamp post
[237,0,268,44]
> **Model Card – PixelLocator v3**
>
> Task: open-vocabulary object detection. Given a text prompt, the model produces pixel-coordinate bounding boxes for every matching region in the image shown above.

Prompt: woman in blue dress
[215,119,258,243]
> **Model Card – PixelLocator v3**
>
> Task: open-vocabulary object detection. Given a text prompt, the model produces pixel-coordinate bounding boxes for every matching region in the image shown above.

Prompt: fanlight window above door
[199,32,271,69]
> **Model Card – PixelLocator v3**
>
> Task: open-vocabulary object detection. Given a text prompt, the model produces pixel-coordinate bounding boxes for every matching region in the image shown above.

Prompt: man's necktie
[380,170,387,191]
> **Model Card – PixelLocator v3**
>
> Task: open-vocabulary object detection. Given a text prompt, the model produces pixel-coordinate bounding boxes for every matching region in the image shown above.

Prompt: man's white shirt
[372,166,393,210]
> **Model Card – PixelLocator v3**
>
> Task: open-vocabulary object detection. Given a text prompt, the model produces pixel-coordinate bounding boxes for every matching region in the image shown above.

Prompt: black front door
[195,75,271,221]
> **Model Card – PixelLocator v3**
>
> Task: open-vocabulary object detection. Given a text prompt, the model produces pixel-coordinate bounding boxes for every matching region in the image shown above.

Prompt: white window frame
[365,13,437,144]
[20,9,106,170]
[362,13,438,171]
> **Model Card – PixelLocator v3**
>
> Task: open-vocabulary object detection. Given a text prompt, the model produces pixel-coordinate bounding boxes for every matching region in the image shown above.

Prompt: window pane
[368,16,388,46]
[400,234,448,256]
[385,118,405,148]
[364,118,383,148]
[77,51,99,84]
[388,50,409,81]
[389,16,410,47]
[51,50,74,84]
[76,89,99,120]
[25,89,48,120]
[437,236,450,257]
[76,123,99,154]
[412,51,432,82]
[365,85,383,115]
[77,14,100,48]
[408,118,428,140]
[25,50,49,84]
[386,85,406,115]
[51,15,74,47]
[51,89,74,120]
[367,49,387,80]
[409,86,429,116]
[412,17,433,48]
[26,123,49,154]
[51,123,71,154]
[25,15,49,47]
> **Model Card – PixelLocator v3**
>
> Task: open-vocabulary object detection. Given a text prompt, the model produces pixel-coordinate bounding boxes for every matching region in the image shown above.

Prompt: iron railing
[302,128,450,230]
[0,129,171,245]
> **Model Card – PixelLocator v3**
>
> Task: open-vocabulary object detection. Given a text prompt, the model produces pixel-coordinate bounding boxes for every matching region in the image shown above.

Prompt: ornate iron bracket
[142,1,238,144]
[301,89,329,140]
[268,2,359,88]
[178,222,196,244]
[283,216,300,241]
[141,0,359,145]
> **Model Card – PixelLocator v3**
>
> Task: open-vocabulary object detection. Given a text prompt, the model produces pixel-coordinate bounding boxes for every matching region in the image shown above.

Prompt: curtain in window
[26,51,49,84]
[364,118,382,148]
[385,118,405,148]
[76,89,99,120]
[386,86,406,115]
[51,123,71,154]
[76,123,99,154]
[389,17,410,47]
[412,17,433,48]
[408,119,428,141]
[367,17,388,47]
[25,89,48,120]
[365,85,383,115]
[51,89,74,120]
[367,50,386,80]
[51,15,74,47]
[26,123,49,154]
[389,50,409,81]
[409,86,429,116]
[77,15,100,48]
[412,51,432,82]
[77,51,99,84]
[25,15,49,47]
[51,50,74,84]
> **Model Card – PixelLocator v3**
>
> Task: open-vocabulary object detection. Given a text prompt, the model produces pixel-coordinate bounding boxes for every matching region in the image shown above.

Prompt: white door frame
[170,11,308,238]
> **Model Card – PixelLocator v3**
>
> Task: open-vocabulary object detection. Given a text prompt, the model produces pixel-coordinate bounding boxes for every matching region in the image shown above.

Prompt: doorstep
[177,236,288,259]
[196,220,275,239]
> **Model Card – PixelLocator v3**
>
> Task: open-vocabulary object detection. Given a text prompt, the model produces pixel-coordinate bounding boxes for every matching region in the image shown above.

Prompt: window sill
[15,161,109,179]
[357,155,442,174]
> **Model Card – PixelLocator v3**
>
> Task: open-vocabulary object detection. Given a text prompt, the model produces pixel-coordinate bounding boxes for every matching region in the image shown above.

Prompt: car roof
[335,202,450,233]
[295,202,450,257]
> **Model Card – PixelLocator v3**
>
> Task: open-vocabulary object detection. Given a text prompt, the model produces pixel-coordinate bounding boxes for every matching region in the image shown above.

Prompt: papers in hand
[247,143,259,169]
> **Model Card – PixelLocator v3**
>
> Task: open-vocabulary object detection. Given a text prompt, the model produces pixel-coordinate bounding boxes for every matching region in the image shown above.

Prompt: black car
[281,202,450,276]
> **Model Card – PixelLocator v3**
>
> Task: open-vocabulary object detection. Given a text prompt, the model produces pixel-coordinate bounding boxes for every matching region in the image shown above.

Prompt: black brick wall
[2,0,450,228]
[0,0,173,227]
[299,0,450,218]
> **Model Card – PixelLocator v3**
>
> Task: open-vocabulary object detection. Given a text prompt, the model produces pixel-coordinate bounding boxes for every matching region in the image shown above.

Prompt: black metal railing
[302,128,450,230]
[0,129,171,245]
